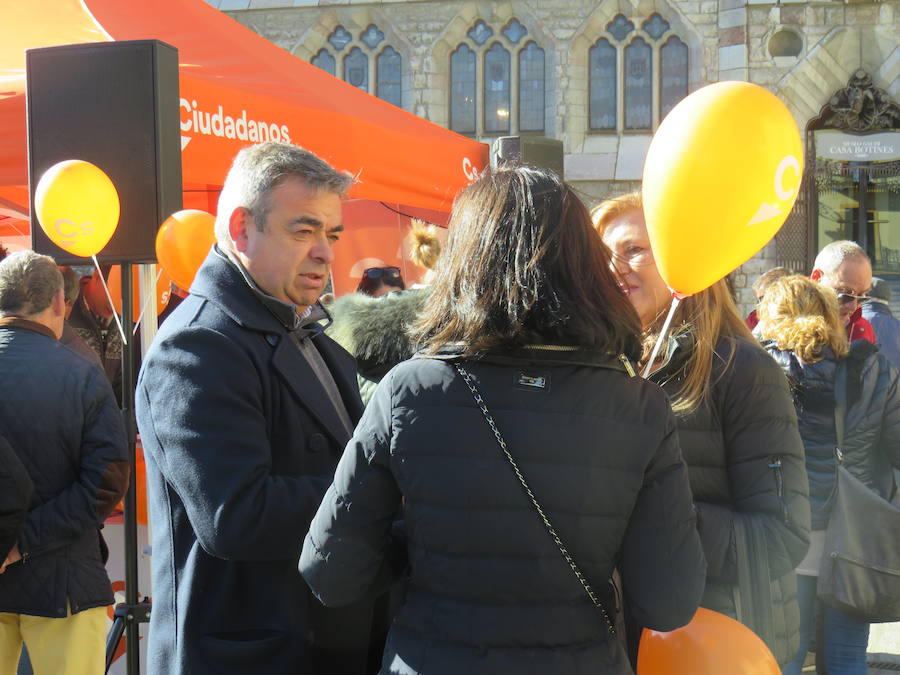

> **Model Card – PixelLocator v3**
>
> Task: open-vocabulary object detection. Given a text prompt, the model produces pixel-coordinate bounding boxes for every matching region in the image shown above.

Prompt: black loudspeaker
[27,40,182,265]
[492,136,565,180]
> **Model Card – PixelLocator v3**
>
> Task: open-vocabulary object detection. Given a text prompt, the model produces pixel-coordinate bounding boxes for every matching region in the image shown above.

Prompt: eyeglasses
[833,287,869,305]
[837,292,869,305]
[362,266,401,280]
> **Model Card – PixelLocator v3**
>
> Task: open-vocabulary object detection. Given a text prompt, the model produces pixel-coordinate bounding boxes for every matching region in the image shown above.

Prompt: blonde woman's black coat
[648,334,811,665]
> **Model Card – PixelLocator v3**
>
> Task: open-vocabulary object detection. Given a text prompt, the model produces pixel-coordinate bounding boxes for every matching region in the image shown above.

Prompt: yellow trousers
[0,605,107,675]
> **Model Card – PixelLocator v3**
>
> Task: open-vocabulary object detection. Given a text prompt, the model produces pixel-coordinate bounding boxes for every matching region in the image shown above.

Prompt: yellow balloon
[642,82,803,296]
[34,160,120,258]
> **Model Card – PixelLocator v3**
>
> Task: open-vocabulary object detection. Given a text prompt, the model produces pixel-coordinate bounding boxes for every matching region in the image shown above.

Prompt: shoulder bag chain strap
[454,362,616,636]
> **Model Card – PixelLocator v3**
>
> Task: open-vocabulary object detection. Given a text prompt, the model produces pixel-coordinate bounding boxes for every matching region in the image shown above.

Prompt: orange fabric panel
[0,0,487,212]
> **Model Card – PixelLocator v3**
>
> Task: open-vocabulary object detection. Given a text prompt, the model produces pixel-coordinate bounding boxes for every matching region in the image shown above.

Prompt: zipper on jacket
[769,457,790,524]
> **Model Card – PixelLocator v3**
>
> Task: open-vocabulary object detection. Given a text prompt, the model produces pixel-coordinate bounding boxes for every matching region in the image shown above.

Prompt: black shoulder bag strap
[454,362,617,637]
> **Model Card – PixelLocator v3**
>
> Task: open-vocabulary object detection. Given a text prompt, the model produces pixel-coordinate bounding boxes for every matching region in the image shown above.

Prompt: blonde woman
[758,275,900,675]
[593,192,811,667]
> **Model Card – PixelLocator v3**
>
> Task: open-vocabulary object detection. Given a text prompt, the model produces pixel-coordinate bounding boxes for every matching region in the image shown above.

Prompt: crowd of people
[0,140,898,675]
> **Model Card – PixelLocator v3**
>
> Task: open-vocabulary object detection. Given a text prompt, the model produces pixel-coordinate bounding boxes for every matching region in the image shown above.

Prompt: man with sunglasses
[810,240,876,344]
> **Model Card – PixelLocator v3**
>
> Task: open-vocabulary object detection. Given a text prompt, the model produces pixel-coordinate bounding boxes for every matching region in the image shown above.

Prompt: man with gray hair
[810,240,876,343]
[136,142,382,674]
[0,251,128,674]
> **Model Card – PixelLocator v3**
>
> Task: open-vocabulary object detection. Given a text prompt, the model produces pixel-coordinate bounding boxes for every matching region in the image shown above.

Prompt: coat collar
[191,246,363,442]
[0,317,57,340]
[417,343,636,376]
[191,245,331,337]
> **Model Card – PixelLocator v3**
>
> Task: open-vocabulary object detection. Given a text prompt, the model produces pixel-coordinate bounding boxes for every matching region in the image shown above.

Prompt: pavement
[868,622,900,673]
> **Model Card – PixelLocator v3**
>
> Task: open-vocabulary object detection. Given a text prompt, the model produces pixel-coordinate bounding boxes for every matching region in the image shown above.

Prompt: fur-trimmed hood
[327,288,430,381]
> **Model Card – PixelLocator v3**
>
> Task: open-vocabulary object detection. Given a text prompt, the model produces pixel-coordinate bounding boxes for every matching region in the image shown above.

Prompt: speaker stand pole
[105,263,150,675]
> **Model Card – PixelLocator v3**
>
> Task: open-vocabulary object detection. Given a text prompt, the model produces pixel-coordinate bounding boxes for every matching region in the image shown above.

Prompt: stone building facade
[209,0,900,314]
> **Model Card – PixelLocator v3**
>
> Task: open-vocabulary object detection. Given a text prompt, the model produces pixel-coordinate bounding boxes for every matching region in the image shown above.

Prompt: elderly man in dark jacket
[136,142,375,675]
[0,251,129,674]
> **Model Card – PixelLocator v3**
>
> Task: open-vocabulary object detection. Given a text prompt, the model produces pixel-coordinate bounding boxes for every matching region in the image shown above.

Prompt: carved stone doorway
[788,71,900,307]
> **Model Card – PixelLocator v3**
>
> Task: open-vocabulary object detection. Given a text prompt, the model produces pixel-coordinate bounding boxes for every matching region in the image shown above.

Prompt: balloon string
[92,254,127,346]
[641,295,681,379]
[133,268,163,336]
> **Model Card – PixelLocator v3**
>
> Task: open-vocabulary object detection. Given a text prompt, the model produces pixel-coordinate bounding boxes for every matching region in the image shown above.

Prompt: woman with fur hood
[327,221,441,404]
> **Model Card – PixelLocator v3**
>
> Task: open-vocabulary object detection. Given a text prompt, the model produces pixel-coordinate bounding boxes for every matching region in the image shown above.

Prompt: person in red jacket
[810,240,875,344]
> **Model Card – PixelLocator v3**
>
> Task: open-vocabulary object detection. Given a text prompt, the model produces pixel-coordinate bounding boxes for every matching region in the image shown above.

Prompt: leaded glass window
[310,25,403,104]
[589,38,617,131]
[344,47,368,90]
[484,43,511,133]
[449,20,546,136]
[311,48,336,76]
[586,13,689,132]
[361,25,385,50]
[624,37,652,130]
[518,41,544,132]
[660,36,688,120]
[607,15,635,42]
[502,19,527,45]
[450,44,476,133]
[642,14,670,40]
[377,46,402,107]
[328,26,352,52]
[468,20,493,46]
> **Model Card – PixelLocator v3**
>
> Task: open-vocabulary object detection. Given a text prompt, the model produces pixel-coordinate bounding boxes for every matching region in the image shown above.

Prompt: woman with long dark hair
[594,192,811,667]
[757,275,900,675]
[300,166,705,675]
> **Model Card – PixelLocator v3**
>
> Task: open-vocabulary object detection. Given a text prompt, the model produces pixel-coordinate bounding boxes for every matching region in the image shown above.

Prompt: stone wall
[212,0,900,316]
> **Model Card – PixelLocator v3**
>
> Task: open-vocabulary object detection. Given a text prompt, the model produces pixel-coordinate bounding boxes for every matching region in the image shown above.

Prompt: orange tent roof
[0,0,488,218]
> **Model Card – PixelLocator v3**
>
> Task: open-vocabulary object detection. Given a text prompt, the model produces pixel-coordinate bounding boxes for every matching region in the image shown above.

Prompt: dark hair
[411,165,641,359]
[0,242,8,261]
[356,267,406,296]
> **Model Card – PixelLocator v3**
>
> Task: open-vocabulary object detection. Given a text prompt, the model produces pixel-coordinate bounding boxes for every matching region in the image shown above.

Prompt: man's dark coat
[136,248,370,675]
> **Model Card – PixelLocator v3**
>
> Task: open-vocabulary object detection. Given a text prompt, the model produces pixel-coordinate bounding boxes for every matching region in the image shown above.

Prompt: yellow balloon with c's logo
[34,160,120,258]
[642,81,803,297]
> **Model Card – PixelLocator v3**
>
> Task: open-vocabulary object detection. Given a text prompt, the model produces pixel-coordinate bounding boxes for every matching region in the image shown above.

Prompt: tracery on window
[588,13,689,132]
[310,24,403,107]
[449,19,546,136]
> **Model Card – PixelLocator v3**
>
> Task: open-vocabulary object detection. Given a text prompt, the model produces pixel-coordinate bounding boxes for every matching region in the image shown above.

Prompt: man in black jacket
[68,265,123,403]
[136,142,374,675]
[0,250,129,674]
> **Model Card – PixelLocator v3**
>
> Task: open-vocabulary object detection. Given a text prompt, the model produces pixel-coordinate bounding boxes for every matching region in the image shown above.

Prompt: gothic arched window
[588,13,689,132]
[308,25,404,107]
[450,44,477,133]
[448,19,547,136]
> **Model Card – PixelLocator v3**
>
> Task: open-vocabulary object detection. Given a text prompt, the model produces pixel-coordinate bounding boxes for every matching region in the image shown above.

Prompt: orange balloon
[107,266,172,322]
[642,81,803,296]
[638,608,780,675]
[155,210,216,292]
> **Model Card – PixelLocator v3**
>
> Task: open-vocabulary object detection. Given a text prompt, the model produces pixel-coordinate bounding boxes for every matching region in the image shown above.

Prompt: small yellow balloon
[642,82,803,296]
[35,160,120,258]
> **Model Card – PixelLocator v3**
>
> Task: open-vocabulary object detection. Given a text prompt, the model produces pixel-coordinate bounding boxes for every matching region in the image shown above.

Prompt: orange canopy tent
[0,0,488,292]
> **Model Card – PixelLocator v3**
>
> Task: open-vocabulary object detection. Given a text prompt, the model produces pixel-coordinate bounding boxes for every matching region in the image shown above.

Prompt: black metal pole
[120,263,140,675]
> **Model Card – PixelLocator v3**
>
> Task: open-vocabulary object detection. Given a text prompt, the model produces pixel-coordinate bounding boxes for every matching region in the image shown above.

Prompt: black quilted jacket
[765,340,900,529]
[0,434,32,560]
[0,318,128,617]
[302,345,706,675]
[648,333,810,665]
